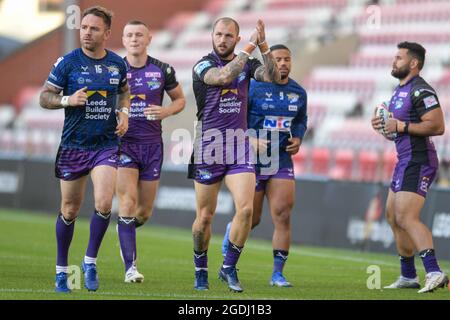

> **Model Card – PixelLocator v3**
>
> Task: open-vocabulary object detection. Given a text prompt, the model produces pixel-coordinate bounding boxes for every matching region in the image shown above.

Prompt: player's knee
[61,202,81,219]
[394,213,413,231]
[197,210,214,227]
[121,197,137,215]
[237,205,253,221]
[95,200,112,214]
[274,209,291,228]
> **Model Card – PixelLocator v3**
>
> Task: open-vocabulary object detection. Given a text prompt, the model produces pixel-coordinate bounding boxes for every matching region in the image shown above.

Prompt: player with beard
[371,42,448,293]
[189,17,280,292]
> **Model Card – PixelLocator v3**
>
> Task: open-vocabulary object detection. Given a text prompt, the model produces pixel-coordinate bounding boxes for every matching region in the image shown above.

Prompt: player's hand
[115,111,128,137]
[286,137,301,155]
[256,19,266,44]
[385,118,399,134]
[144,105,170,121]
[249,28,258,47]
[371,107,383,131]
[250,136,269,153]
[68,87,88,106]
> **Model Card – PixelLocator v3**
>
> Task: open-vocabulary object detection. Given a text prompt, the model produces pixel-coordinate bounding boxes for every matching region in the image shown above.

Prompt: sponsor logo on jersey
[135,78,143,86]
[398,91,408,98]
[145,72,161,78]
[81,66,89,75]
[221,89,238,96]
[288,105,298,112]
[395,99,404,109]
[110,78,119,85]
[287,93,299,103]
[106,65,120,76]
[86,90,107,98]
[77,77,85,84]
[423,95,438,109]
[265,92,273,101]
[130,94,146,100]
[263,116,293,131]
[147,80,161,90]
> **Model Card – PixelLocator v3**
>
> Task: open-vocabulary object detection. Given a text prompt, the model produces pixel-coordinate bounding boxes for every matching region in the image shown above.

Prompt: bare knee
[236,205,253,222]
[95,198,113,214]
[120,196,137,216]
[273,208,291,228]
[394,213,415,231]
[61,200,81,220]
[196,209,214,229]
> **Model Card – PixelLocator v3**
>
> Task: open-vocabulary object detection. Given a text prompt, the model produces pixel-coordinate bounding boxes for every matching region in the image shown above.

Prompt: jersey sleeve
[118,59,128,89]
[411,86,441,118]
[248,56,263,79]
[192,56,217,82]
[163,64,179,91]
[46,56,69,89]
[291,91,308,139]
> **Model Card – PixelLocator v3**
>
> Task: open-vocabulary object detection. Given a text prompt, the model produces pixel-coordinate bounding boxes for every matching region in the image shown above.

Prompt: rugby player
[189,17,280,292]
[371,42,448,293]
[116,20,185,283]
[221,44,307,288]
[39,6,130,292]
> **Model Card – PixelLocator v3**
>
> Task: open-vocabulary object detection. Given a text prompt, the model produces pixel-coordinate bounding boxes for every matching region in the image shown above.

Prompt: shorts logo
[119,154,132,165]
[197,169,212,180]
[263,116,293,131]
[420,177,431,193]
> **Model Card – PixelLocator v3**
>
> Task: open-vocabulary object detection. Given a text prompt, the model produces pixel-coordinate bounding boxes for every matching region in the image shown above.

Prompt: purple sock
[273,250,289,274]
[56,213,75,268]
[420,249,441,273]
[85,210,111,259]
[118,216,137,272]
[223,241,243,267]
[194,250,208,269]
[399,255,417,279]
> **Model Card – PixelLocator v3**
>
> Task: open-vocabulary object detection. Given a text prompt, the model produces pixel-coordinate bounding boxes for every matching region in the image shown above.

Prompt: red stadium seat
[292,146,309,176]
[330,149,354,180]
[358,150,379,182]
[311,148,330,176]
[383,150,397,182]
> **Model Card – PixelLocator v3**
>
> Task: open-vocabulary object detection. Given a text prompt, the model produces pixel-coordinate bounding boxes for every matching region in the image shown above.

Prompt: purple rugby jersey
[122,56,179,144]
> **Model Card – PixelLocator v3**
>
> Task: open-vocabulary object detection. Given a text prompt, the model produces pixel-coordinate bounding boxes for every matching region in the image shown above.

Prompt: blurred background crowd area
[1,0,450,185]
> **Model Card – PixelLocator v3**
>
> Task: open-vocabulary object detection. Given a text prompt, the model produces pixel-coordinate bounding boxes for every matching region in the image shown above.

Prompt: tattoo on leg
[193,231,205,252]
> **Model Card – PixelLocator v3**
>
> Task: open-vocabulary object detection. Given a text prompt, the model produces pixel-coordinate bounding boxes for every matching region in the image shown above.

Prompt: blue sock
[273,250,289,274]
[56,213,75,271]
[85,210,111,260]
[118,216,136,272]
[420,249,441,274]
[194,250,208,270]
[223,241,243,268]
[399,255,417,279]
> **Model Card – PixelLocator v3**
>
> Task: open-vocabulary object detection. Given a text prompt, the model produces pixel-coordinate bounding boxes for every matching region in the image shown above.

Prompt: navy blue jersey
[247,78,307,169]
[46,48,128,150]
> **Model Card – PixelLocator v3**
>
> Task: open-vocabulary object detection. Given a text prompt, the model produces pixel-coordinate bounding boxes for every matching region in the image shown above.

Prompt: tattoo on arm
[260,52,281,83]
[118,83,130,109]
[39,84,63,109]
[203,52,249,86]
[193,231,206,252]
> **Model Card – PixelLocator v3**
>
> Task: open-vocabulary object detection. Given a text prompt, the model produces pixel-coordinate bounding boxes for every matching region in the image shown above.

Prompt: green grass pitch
[0,209,448,300]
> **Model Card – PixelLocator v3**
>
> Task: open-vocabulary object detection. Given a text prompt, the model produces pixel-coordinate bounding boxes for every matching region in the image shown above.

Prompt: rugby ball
[375,102,396,141]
